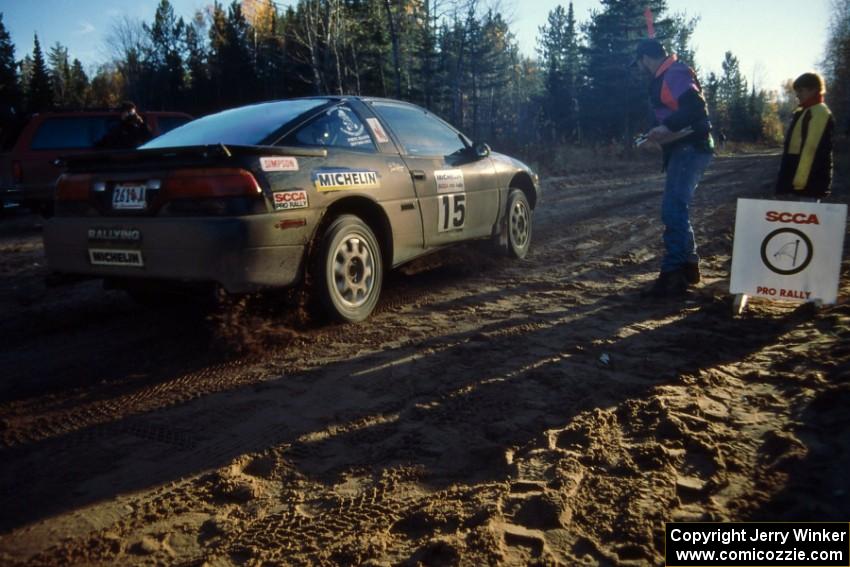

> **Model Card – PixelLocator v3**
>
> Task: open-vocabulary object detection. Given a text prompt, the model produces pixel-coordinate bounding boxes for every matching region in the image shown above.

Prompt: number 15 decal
[438,194,466,232]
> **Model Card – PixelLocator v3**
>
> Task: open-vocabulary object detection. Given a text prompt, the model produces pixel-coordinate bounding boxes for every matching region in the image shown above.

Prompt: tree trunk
[383,0,402,99]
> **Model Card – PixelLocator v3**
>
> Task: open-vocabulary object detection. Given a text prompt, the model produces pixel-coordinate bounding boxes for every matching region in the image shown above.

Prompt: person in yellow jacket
[776,72,834,200]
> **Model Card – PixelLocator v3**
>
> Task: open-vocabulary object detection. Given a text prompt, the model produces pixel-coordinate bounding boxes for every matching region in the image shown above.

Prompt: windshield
[141,99,328,149]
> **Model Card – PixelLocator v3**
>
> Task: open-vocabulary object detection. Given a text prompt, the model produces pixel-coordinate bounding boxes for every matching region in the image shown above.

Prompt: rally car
[44,97,539,322]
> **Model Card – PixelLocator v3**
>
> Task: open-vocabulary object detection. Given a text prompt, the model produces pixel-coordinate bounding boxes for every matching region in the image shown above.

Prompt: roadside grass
[518,140,784,178]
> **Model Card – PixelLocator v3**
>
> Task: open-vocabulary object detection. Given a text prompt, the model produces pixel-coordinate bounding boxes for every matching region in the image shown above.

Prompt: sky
[0,0,834,93]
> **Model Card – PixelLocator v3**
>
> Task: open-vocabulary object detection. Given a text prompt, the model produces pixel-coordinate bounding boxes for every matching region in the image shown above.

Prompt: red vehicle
[0,110,192,215]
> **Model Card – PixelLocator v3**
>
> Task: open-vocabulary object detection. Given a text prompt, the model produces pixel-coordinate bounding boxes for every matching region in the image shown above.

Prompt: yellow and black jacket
[776,102,834,198]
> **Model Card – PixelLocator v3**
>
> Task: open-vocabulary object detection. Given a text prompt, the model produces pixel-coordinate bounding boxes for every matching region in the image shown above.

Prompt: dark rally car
[44,97,539,322]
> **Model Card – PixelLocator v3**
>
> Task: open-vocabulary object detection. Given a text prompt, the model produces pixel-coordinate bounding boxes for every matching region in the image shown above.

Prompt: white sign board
[730,198,847,304]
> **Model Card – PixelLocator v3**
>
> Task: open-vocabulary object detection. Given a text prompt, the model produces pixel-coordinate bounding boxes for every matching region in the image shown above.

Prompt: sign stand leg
[733,293,748,316]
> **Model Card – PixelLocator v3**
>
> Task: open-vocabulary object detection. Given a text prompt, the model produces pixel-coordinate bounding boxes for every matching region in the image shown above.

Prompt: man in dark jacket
[633,39,714,298]
[96,101,153,150]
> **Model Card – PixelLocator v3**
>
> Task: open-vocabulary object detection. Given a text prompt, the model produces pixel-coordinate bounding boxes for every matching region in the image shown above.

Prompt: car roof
[28,110,193,119]
[258,95,421,108]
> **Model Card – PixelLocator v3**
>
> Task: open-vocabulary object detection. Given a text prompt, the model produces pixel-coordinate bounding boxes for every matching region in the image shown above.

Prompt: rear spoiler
[59,144,328,171]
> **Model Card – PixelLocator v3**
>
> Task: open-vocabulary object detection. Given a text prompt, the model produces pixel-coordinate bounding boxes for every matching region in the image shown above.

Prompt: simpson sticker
[273,190,309,210]
[366,118,390,144]
[313,169,380,192]
[434,169,465,194]
[261,156,299,172]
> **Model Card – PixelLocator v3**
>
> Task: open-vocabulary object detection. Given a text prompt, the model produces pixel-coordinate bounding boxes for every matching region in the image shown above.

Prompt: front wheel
[315,215,383,323]
[506,189,532,259]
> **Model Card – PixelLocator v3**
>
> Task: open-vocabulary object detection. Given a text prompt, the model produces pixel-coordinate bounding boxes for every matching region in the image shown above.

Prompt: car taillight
[12,161,22,183]
[56,174,93,201]
[162,169,261,198]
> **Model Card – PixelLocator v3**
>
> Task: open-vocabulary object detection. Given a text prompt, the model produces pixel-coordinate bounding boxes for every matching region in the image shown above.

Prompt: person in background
[632,39,714,298]
[96,101,152,150]
[775,72,834,201]
[718,129,727,150]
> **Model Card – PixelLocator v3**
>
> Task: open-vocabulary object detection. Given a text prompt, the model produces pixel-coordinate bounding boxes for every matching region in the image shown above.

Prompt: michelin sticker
[366,118,390,144]
[273,190,309,210]
[260,156,299,172]
[313,169,380,192]
[434,169,465,194]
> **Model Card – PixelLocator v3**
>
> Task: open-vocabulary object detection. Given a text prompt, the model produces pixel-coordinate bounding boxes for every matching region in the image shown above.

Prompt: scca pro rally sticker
[434,169,465,194]
[260,156,299,172]
[273,190,308,210]
[313,169,380,192]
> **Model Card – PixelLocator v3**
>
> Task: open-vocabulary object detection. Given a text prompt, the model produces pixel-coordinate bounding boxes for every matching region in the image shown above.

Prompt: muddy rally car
[44,97,539,322]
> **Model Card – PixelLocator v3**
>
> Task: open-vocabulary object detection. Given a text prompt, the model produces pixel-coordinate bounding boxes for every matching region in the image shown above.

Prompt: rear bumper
[44,214,310,293]
[0,186,21,203]
[0,184,54,205]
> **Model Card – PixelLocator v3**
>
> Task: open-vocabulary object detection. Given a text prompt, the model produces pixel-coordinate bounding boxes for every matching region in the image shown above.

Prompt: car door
[367,101,499,248]
[279,102,424,266]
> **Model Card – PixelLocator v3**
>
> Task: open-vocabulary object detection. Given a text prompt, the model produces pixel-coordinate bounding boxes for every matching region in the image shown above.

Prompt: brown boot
[683,262,701,285]
[641,269,688,298]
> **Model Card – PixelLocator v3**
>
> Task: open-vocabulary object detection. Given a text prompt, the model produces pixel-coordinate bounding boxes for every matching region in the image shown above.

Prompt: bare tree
[103,16,148,105]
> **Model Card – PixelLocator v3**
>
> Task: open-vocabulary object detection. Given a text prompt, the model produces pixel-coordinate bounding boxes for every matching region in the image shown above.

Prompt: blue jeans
[660,145,713,272]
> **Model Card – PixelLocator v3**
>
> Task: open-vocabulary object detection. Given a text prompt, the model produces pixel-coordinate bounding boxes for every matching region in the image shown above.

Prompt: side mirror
[474,142,491,158]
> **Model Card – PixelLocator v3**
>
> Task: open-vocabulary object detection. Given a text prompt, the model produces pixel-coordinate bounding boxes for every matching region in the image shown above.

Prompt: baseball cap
[630,38,667,67]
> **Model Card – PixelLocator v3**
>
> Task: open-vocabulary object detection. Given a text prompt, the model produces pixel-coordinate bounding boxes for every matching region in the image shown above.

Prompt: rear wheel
[506,188,532,259]
[315,215,383,323]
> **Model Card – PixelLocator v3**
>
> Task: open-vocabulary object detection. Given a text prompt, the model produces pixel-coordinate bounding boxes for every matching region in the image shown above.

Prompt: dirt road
[1,151,848,566]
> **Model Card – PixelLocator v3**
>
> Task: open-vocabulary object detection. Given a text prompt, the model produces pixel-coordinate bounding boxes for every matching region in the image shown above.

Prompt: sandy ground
[0,150,848,566]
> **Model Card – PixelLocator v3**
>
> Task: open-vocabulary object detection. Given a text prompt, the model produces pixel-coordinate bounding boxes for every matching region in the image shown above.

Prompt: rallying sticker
[260,156,299,172]
[434,169,465,194]
[87,227,141,242]
[366,118,390,144]
[273,190,309,210]
[313,169,380,192]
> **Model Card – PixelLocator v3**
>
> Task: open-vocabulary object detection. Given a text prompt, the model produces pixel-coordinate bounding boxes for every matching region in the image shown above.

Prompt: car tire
[506,188,532,259]
[314,215,383,323]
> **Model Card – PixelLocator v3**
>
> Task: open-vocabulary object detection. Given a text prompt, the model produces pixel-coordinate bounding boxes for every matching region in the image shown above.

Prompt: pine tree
[580,0,672,144]
[670,13,699,69]
[209,1,255,107]
[68,59,89,108]
[27,34,54,113]
[185,12,211,112]
[537,3,580,144]
[824,0,849,134]
[0,13,21,119]
[144,0,186,109]
[47,42,71,107]
[719,51,748,139]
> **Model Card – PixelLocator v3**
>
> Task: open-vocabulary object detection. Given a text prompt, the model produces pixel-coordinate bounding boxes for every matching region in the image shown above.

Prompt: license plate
[88,248,144,267]
[112,184,146,210]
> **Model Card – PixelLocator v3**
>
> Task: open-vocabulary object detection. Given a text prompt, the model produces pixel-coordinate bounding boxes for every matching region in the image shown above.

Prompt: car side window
[371,102,466,157]
[282,105,376,152]
[31,117,116,150]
